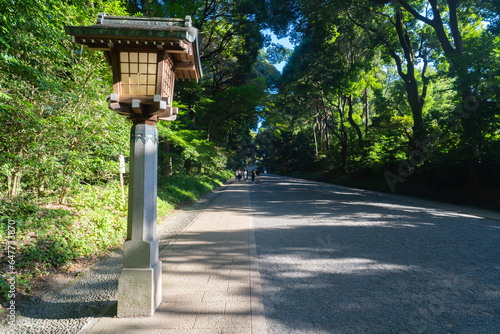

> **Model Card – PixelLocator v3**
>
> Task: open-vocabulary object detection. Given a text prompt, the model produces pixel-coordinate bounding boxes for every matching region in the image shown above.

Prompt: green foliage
[0,275,10,301]
[158,170,233,204]
[0,181,127,269]
[0,0,130,202]
[259,0,500,195]
[0,180,129,300]
[140,0,272,168]
[265,43,293,65]
[158,124,229,174]
[0,169,232,301]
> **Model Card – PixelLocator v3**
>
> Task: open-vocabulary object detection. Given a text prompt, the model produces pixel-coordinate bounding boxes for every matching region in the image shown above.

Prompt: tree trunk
[347,94,363,145]
[11,170,21,197]
[7,173,12,198]
[364,88,369,137]
[338,95,348,173]
[59,184,68,204]
[325,118,330,153]
[161,140,171,178]
[184,159,192,173]
[315,116,323,152]
[313,121,319,157]
[397,0,479,183]
[394,7,424,143]
[340,130,348,174]
[37,174,46,197]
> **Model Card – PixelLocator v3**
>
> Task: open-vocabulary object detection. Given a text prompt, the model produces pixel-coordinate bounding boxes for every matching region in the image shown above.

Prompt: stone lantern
[65,13,202,317]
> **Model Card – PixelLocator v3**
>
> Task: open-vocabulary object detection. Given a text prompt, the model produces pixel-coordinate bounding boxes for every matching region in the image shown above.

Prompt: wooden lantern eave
[65,25,203,82]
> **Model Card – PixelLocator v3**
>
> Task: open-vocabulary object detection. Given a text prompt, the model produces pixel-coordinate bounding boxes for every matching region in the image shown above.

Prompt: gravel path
[249,175,500,334]
[0,185,226,334]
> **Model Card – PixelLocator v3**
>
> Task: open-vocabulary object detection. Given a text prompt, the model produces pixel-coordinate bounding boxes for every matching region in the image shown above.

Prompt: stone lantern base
[117,262,162,317]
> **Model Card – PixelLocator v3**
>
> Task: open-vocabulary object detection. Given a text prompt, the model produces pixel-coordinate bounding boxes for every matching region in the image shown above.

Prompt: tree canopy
[260,0,499,198]
[1,0,499,202]
[0,0,278,201]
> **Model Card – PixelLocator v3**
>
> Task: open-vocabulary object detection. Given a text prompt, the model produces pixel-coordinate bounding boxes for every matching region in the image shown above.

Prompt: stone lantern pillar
[118,120,161,317]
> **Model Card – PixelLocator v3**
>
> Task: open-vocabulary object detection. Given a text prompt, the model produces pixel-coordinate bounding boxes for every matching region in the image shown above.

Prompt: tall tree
[0,0,130,201]
[346,3,435,144]
[390,0,499,181]
[126,0,275,168]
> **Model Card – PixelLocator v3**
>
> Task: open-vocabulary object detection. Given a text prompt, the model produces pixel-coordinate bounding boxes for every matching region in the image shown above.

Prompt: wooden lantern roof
[65,13,203,82]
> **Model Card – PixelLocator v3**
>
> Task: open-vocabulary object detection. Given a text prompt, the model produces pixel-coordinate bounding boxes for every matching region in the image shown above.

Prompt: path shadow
[249,175,500,333]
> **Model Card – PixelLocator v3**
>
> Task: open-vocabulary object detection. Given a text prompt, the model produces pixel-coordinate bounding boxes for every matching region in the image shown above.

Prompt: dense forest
[0,0,499,302]
[261,0,500,209]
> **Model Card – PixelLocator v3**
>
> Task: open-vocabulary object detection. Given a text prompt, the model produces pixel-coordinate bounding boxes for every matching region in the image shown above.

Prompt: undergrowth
[0,170,232,303]
[158,170,233,204]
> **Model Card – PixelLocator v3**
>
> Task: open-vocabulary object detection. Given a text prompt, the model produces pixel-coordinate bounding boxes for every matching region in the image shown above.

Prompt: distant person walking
[255,170,260,183]
[251,170,256,183]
